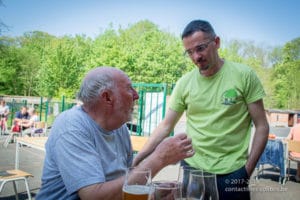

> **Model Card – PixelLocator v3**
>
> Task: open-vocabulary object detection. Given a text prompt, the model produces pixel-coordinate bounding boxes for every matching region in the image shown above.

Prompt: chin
[128,114,133,121]
[199,64,209,70]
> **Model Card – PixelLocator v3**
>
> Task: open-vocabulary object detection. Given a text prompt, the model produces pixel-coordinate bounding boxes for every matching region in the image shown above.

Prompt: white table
[15,137,47,169]
[14,135,148,169]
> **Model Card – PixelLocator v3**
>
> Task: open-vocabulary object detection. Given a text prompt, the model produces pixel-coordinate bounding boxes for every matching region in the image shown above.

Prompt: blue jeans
[181,160,250,200]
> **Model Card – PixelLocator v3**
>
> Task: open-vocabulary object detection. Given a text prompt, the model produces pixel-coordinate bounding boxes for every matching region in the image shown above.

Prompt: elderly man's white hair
[77,66,125,107]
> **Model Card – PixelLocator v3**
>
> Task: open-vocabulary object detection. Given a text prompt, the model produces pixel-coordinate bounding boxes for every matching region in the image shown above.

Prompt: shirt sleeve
[243,68,266,104]
[54,130,105,195]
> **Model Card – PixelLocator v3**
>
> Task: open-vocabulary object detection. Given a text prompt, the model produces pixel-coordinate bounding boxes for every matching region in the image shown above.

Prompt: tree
[273,37,300,109]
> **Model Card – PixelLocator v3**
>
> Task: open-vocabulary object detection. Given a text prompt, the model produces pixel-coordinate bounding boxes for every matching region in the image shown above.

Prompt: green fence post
[10,99,16,127]
[45,100,48,122]
[162,83,167,118]
[61,96,65,112]
[22,99,27,107]
[137,90,144,136]
[39,97,43,121]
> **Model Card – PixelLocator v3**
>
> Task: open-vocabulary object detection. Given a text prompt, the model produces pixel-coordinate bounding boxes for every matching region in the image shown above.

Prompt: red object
[12,125,21,132]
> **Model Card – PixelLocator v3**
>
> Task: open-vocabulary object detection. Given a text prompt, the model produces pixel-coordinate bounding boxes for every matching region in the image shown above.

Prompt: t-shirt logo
[222,89,238,105]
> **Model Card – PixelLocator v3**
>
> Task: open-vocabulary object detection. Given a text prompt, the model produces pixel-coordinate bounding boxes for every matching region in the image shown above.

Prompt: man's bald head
[77,66,126,106]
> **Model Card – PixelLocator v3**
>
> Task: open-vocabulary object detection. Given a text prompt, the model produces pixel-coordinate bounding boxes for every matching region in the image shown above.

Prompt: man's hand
[154,133,194,166]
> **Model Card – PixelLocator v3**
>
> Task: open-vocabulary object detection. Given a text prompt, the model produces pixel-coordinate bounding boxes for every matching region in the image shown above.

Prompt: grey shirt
[36,106,133,200]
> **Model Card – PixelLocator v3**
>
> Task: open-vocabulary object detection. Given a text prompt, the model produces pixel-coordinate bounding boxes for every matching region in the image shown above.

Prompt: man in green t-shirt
[133,20,269,200]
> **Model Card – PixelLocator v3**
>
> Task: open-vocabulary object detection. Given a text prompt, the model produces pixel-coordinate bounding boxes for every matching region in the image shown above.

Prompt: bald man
[37,67,194,200]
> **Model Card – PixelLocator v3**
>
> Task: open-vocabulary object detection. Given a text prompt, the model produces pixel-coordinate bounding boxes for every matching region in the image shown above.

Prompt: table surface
[16,136,48,150]
[15,135,148,169]
[15,135,148,152]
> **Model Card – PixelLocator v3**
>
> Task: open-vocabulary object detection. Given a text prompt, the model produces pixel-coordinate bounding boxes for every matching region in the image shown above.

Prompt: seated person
[0,100,10,132]
[287,123,300,182]
[36,67,195,200]
[11,106,29,132]
[21,108,40,136]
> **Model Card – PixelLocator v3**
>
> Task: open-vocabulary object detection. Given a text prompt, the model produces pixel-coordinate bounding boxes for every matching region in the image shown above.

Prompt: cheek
[122,94,133,108]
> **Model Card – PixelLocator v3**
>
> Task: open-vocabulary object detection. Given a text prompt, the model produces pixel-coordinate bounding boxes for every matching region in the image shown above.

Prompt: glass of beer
[122,167,152,200]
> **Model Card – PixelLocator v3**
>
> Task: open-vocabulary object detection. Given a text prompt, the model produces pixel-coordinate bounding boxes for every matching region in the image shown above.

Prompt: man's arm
[246,99,269,176]
[78,133,194,200]
[286,127,294,140]
[132,109,183,166]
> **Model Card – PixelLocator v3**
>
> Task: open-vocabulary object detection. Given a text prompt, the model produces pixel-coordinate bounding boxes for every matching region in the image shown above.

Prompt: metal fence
[0,95,76,130]
[128,83,169,136]
[1,83,172,136]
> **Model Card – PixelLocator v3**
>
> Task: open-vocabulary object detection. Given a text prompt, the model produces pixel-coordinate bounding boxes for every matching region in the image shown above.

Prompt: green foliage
[90,20,191,84]
[0,20,299,110]
[272,37,300,109]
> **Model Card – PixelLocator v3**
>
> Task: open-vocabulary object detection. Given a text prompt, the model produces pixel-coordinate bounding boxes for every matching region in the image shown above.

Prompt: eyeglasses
[184,39,215,56]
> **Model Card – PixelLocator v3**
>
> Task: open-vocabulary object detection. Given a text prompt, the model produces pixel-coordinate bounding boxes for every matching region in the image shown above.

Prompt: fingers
[186,149,195,157]
[174,132,188,140]
[159,134,194,161]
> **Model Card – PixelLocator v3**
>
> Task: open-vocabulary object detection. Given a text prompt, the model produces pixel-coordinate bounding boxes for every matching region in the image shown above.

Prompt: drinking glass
[187,170,219,200]
[151,180,182,200]
[178,166,203,198]
[122,167,152,200]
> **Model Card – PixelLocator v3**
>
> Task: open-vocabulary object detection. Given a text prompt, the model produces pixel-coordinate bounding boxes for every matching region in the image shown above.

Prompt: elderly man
[36,67,194,200]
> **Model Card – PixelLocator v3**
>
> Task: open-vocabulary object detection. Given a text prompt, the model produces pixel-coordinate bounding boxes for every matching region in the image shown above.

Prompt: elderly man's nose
[133,89,139,100]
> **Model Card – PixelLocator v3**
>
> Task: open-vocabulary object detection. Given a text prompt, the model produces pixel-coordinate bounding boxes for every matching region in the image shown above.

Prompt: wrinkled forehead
[114,71,132,88]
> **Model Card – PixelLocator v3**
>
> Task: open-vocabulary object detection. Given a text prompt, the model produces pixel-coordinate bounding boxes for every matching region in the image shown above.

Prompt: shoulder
[181,68,198,80]
[224,60,253,73]
[224,60,260,83]
[175,68,198,88]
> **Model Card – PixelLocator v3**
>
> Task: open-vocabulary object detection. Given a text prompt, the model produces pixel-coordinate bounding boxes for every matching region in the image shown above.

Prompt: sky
[1,0,300,46]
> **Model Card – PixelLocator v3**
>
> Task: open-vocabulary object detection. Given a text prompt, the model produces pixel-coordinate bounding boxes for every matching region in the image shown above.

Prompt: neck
[82,104,120,131]
[200,58,224,77]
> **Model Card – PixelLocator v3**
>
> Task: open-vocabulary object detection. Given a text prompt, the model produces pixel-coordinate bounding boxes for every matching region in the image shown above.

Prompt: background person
[21,107,40,136]
[36,67,194,200]
[11,106,29,132]
[133,19,269,200]
[287,123,300,182]
[0,100,10,133]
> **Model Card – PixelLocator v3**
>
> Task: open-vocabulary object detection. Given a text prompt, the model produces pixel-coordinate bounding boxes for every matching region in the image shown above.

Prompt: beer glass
[151,180,182,200]
[122,167,152,200]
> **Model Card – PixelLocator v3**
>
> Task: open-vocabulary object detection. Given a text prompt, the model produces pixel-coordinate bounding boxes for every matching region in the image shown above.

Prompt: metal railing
[1,82,172,136]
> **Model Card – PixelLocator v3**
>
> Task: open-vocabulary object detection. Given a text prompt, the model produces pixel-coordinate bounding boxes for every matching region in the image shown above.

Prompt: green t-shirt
[169,60,265,174]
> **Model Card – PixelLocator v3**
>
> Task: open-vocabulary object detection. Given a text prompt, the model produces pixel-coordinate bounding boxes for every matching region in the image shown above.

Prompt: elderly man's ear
[101,90,114,105]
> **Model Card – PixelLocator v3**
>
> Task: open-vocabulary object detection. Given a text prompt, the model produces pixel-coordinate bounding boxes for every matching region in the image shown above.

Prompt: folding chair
[0,169,33,200]
[287,139,300,181]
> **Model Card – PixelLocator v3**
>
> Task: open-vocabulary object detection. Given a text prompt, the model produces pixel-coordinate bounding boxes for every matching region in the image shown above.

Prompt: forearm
[78,176,125,200]
[78,156,164,200]
[246,124,269,175]
[133,121,172,166]
[133,109,183,166]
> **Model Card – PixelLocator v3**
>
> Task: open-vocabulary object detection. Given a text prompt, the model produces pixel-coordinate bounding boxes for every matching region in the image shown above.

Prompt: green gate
[127,83,168,136]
